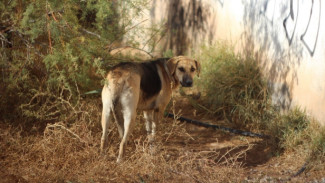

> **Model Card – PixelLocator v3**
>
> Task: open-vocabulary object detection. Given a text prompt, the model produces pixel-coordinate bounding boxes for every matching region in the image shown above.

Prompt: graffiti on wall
[259,0,277,25]
[216,0,224,7]
[260,0,321,57]
[283,0,299,46]
[283,0,321,57]
[300,0,321,57]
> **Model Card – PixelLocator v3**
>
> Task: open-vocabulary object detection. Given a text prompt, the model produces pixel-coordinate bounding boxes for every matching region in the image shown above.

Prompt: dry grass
[1,98,252,183]
[1,96,325,182]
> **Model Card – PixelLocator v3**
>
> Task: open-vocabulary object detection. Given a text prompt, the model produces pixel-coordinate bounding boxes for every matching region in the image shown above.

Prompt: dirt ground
[1,96,324,183]
[169,98,325,183]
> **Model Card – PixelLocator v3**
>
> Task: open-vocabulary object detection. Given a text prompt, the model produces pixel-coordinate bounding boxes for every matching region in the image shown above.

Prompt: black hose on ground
[166,113,270,139]
[166,113,310,179]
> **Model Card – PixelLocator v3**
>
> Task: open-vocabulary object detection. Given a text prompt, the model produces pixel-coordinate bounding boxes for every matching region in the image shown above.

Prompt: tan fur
[100,56,200,163]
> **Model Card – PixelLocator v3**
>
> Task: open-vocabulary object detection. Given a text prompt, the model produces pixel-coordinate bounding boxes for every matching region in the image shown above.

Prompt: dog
[100,56,200,162]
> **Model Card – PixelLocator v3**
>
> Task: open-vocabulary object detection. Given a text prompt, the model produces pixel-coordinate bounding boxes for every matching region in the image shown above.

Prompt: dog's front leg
[152,109,160,136]
[143,110,153,135]
[143,110,157,143]
[144,110,159,155]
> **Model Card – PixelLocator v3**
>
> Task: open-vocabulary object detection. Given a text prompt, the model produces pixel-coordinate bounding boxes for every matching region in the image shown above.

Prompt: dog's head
[166,56,200,87]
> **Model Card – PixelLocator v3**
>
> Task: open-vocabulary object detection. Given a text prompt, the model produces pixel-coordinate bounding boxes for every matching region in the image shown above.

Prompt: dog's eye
[190,67,195,72]
[178,67,185,72]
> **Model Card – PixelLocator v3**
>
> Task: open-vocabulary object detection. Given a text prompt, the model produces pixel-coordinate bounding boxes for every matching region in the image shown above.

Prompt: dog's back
[105,58,169,103]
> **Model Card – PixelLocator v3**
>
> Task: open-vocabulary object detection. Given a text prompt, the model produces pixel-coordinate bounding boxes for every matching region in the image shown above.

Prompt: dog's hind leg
[112,104,124,139]
[100,86,113,155]
[117,88,139,163]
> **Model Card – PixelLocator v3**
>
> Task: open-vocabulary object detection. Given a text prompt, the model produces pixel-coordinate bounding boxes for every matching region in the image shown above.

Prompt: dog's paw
[116,157,123,163]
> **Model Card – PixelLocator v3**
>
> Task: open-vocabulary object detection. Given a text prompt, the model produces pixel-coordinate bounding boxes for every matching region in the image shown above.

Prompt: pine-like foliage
[0,0,148,124]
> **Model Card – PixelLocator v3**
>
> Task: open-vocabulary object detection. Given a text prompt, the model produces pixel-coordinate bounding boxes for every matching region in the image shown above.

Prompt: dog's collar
[163,62,175,87]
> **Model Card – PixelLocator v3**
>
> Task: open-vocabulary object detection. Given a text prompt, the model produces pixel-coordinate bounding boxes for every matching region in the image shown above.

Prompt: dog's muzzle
[181,76,193,87]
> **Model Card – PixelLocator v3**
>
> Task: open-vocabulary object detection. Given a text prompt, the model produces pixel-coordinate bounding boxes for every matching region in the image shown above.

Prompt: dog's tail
[101,81,121,122]
[100,82,120,152]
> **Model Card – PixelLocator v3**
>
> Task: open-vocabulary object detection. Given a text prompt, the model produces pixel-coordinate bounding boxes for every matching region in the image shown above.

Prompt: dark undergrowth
[195,42,325,171]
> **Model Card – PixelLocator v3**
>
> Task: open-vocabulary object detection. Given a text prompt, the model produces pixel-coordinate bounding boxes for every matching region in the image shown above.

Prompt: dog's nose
[181,75,193,87]
[185,80,193,87]
[181,79,193,87]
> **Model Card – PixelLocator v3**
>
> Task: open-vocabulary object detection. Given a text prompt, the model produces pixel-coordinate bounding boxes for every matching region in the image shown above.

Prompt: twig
[0,33,12,45]
[80,28,101,39]
[110,46,153,58]
[217,143,253,167]
[13,30,43,56]
[45,123,86,144]
[50,11,58,22]
[45,1,53,53]
[141,23,165,51]
[125,19,148,32]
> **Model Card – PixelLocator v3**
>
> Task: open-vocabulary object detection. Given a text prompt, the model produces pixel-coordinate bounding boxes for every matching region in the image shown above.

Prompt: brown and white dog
[100,56,200,162]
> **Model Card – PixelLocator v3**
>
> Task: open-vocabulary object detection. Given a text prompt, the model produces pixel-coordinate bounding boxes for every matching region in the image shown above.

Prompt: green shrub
[270,108,310,150]
[274,109,325,167]
[0,0,149,124]
[309,126,325,164]
[196,43,275,129]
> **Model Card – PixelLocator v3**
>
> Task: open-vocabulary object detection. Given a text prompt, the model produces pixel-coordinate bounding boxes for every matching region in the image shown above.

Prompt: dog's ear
[195,60,201,77]
[166,57,179,75]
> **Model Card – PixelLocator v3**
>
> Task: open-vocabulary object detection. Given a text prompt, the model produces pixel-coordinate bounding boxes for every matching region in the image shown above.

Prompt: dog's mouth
[180,80,193,87]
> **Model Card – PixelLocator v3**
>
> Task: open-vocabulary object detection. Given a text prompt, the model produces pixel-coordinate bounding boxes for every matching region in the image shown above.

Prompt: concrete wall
[127,0,325,125]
